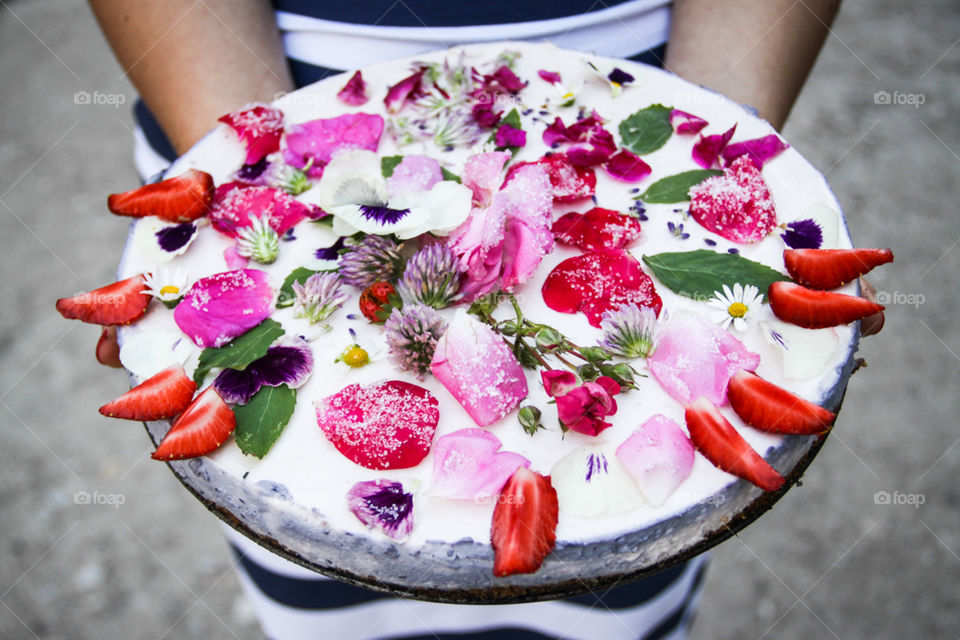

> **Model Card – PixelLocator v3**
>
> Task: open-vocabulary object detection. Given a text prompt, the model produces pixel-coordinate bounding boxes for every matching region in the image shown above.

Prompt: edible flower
[780,218,823,249]
[292,272,348,325]
[143,268,191,307]
[283,113,384,178]
[599,303,659,359]
[396,242,461,308]
[550,446,644,516]
[338,235,405,288]
[708,283,764,331]
[218,103,284,165]
[615,415,695,507]
[337,71,369,106]
[235,215,280,264]
[541,370,621,436]
[384,304,448,380]
[173,269,274,348]
[132,218,199,263]
[347,480,414,541]
[429,428,530,501]
[213,336,314,405]
[312,150,472,239]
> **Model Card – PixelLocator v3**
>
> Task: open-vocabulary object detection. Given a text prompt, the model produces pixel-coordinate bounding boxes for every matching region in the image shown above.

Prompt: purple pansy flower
[213,336,314,405]
[781,218,823,249]
[347,479,414,540]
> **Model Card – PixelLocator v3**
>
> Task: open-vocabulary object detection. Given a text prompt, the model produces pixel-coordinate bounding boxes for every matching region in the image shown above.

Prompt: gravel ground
[1,1,957,638]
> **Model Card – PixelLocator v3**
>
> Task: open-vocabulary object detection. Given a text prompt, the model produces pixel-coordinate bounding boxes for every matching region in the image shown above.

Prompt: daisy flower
[143,268,191,308]
[708,283,763,331]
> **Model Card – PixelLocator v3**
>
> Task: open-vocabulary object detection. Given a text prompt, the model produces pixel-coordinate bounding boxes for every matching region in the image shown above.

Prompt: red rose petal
[551,207,642,251]
[337,71,369,106]
[689,155,778,243]
[604,149,652,183]
[506,153,595,203]
[721,134,789,167]
[218,104,284,165]
[316,380,440,470]
[542,249,662,327]
[692,124,736,170]
[209,183,312,237]
[538,70,562,85]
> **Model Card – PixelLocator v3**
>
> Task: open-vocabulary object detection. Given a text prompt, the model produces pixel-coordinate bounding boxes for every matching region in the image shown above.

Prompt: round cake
[57,42,891,602]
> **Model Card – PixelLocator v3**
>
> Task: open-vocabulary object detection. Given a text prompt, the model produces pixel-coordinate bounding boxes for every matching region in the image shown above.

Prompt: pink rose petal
[430,428,530,501]
[538,69,562,85]
[692,124,737,169]
[430,310,528,427]
[223,245,249,270]
[209,183,312,237]
[670,109,709,135]
[604,150,652,183]
[173,269,274,347]
[384,69,425,114]
[616,414,695,507]
[386,155,442,198]
[555,377,621,436]
[337,71,369,106]
[495,123,526,149]
[551,207,643,252]
[689,155,778,243]
[721,134,789,167]
[647,311,760,406]
[282,113,384,177]
[541,370,578,397]
[218,104,284,165]
[461,151,510,206]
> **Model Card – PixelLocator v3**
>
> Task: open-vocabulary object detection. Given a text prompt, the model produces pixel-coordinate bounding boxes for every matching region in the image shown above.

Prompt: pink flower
[209,183,312,238]
[538,70,562,85]
[430,309,528,427]
[337,71,369,106]
[448,153,553,301]
[494,123,526,149]
[692,124,737,169]
[430,428,530,501]
[218,104,284,165]
[174,269,274,347]
[384,68,425,114]
[542,371,621,436]
[670,109,709,135]
[282,113,384,177]
[721,134,789,167]
[604,150,652,183]
[647,310,761,406]
[615,414,695,506]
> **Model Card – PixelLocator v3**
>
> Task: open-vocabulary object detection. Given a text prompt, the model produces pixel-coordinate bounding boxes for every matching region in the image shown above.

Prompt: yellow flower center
[341,345,370,368]
[159,285,180,296]
[727,302,749,318]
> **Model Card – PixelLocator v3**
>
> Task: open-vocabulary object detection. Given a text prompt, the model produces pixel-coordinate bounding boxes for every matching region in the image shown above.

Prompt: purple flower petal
[315,237,346,261]
[174,269,274,347]
[234,156,271,184]
[212,337,313,405]
[347,479,414,540]
[358,204,410,225]
[495,123,526,149]
[155,223,198,253]
[781,218,823,249]
[670,109,709,135]
[337,70,369,106]
[212,366,263,405]
[282,113,384,177]
[721,134,789,167]
[607,67,635,86]
[538,69,561,85]
[692,124,737,169]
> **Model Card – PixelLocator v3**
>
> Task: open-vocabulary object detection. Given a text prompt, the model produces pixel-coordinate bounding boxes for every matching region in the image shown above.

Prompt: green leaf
[233,385,297,458]
[441,167,461,183]
[642,250,790,303]
[193,319,285,385]
[381,155,404,178]
[277,267,318,309]
[619,104,673,155]
[637,169,723,203]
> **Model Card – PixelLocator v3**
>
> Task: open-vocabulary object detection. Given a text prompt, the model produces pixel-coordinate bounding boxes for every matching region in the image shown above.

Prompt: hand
[858,277,885,336]
[96,327,123,368]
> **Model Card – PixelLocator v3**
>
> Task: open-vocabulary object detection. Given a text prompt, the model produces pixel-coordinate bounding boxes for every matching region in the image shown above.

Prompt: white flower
[329,330,384,374]
[143,268,191,304]
[131,218,199,262]
[313,150,472,239]
[584,59,640,98]
[708,283,763,331]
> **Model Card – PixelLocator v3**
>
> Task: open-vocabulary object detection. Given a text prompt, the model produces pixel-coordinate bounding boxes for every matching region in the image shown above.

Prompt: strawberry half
[727,370,835,435]
[783,248,894,290]
[99,364,197,421]
[768,281,884,329]
[107,169,214,223]
[685,397,785,492]
[491,466,559,577]
[55,275,151,326]
[151,387,236,461]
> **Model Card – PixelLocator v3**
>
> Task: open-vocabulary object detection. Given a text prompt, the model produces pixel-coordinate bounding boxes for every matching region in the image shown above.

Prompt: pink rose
[541,371,621,436]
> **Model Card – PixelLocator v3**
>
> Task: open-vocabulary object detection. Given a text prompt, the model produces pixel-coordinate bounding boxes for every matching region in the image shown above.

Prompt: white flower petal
[132,218,198,263]
[119,330,193,380]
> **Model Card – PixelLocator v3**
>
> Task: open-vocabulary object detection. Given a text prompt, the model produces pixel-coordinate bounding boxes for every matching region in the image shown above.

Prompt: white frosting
[117,42,856,550]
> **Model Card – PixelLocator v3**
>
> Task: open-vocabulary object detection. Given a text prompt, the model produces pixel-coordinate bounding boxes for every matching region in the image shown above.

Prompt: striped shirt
[130,4,707,639]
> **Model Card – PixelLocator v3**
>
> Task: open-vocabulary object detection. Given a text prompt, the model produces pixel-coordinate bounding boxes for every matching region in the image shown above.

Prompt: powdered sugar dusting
[688,156,778,243]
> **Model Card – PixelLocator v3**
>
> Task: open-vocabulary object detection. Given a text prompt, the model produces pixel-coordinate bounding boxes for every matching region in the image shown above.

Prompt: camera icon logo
[74,91,92,105]
[873,491,891,505]
[74,490,91,505]
[873,91,892,105]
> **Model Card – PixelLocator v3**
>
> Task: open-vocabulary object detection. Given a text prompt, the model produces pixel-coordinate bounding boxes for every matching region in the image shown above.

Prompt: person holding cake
[81,1,884,639]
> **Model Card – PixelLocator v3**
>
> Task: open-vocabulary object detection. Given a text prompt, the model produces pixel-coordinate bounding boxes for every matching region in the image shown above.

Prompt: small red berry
[359,281,398,323]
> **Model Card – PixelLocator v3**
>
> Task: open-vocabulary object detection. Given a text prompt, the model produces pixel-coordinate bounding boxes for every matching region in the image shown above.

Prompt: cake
[56,42,891,601]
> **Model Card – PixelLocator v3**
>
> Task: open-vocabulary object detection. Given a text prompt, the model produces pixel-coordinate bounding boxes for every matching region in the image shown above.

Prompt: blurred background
[1,1,957,638]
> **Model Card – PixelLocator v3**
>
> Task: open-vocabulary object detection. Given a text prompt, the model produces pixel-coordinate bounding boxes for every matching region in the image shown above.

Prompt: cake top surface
[99,41,869,589]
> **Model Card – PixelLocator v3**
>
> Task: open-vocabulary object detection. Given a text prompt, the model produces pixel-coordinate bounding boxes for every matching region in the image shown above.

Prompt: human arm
[664,0,841,131]
[88,0,294,155]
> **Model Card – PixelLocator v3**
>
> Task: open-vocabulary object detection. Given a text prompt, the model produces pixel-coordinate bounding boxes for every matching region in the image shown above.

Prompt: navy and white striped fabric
[128,4,712,638]
[222,525,707,640]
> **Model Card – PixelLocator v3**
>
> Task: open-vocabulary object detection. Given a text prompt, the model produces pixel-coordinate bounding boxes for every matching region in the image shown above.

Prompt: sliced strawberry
[151,387,235,461]
[491,466,558,577]
[542,249,662,327]
[727,370,835,435]
[551,207,643,252]
[506,153,596,202]
[359,281,399,323]
[685,397,785,492]
[107,169,214,223]
[100,364,197,421]
[316,380,439,470]
[55,275,151,326]
[784,248,894,290]
[768,281,884,329]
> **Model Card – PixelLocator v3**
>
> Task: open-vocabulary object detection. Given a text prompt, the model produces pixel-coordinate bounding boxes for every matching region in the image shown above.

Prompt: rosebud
[534,327,563,352]
[577,363,600,381]
[580,346,612,364]
[518,405,544,435]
